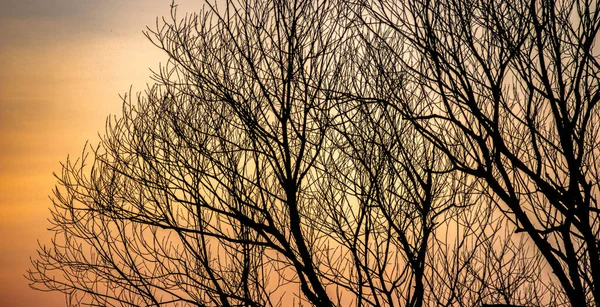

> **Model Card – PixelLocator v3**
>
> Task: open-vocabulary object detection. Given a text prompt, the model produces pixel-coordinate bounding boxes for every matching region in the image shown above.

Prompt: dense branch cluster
[28,0,600,306]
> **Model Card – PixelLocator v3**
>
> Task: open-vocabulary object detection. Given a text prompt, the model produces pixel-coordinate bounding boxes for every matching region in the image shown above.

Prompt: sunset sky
[0,1,200,305]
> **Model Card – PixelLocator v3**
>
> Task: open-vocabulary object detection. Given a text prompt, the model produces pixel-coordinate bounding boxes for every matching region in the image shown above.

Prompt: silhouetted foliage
[28,0,599,306]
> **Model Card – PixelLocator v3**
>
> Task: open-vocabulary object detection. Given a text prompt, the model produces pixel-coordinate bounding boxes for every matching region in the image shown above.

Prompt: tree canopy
[28,0,600,306]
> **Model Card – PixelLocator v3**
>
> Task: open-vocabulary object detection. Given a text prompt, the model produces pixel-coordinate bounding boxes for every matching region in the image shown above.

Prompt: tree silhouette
[30,0,347,305]
[357,0,600,305]
[27,0,580,306]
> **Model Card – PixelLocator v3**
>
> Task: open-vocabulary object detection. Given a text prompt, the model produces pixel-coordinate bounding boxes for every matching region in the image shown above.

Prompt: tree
[317,97,550,306]
[358,0,600,305]
[29,0,554,306]
[31,0,347,305]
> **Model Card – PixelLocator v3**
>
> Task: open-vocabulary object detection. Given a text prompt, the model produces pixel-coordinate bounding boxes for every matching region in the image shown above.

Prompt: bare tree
[29,0,348,305]
[28,0,560,306]
[321,27,553,306]
[358,0,600,305]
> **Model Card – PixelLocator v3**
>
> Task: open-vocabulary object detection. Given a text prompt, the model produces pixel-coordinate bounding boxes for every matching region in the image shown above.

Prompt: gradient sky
[0,1,199,305]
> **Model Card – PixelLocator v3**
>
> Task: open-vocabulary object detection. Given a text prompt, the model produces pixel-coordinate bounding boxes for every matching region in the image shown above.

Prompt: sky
[0,1,199,305]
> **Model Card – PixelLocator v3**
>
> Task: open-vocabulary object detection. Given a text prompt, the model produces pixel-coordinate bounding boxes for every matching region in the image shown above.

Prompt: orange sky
[0,1,199,305]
